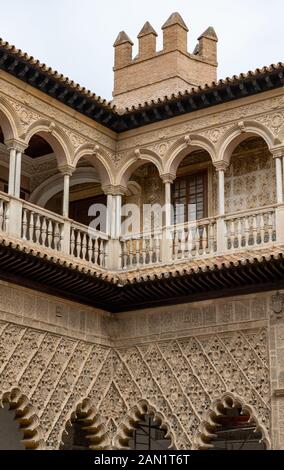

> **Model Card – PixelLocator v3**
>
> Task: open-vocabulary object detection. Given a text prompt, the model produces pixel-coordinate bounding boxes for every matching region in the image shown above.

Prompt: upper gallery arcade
[0,12,283,312]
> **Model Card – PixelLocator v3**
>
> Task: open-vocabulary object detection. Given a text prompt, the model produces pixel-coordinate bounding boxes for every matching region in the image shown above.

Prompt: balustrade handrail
[22,199,64,224]
[224,204,277,220]
[70,220,109,241]
[169,216,217,232]
[0,190,10,203]
[120,229,162,242]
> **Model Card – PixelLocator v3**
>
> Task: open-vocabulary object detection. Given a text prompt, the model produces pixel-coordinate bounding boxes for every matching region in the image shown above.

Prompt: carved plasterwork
[0,316,270,450]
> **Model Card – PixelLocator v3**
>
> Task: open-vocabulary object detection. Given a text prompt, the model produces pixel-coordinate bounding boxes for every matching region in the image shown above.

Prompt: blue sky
[0,0,283,100]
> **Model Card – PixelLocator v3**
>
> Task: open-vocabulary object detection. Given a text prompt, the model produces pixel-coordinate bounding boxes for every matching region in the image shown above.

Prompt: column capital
[161,173,176,184]
[271,148,284,160]
[5,138,27,153]
[213,161,230,172]
[102,184,127,196]
[58,164,75,176]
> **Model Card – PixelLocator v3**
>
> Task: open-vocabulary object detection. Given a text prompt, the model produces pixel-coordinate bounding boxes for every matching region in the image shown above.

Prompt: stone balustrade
[120,231,162,269]
[171,218,217,261]
[22,201,64,251]
[0,190,283,272]
[225,206,276,251]
[70,221,108,268]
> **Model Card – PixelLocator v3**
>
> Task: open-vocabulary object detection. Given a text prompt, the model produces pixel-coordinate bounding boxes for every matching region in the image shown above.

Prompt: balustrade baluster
[70,229,75,256]
[268,211,273,242]
[260,213,265,245]
[82,233,87,260]
[99,239,104,266]
[47,220,53,248]
[94,238,99,265]
[252,215,258,246]
[244,216,250,248]
[54,222,61,250]
[187,226,193,258]
[209,223,215,254]
[75,231,81,258]
[130,239,135,267]
[22,209,28,240]
[237,218,242,249]
[230,219,235,249]
[29,211,35,242]
[41,218,47,247]
[35,214,41,244]
[135,239,140,266]
[87,236,93,262]
[195,227,200,255]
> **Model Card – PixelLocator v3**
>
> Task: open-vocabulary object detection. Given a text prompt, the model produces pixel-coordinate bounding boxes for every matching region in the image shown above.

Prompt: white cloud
[0,0,283,100]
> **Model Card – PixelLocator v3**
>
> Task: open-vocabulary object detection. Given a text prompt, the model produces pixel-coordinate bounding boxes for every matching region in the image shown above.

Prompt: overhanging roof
[0,38,283,133]
[0,241,284,313]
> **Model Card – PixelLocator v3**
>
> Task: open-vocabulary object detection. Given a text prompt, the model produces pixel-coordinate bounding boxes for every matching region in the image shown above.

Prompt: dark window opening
[60,420,89,451]
[172,171,207,224]
[210,407,266,451]
[128,415,171,451]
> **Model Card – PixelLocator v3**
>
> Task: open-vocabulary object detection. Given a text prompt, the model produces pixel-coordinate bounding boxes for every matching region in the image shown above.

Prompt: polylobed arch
[217,121,275,165]
[73,144,114,187]
[113,400,176,450]
[23,119,73,167]
[164,135,216,178]
[0,388,44,450]
[193,393,271,450]
[30,167,101,208]
[117,149,163,188]
[60,399,109,450]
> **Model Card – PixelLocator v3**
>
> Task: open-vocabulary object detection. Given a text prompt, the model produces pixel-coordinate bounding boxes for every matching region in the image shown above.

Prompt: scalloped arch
[1,388,44,450]
[116,149,163,187]
[60,398,110,450]
[217,121,276,164]
[113,399,176,450]
[0,96,21,141]
[164,135,216,177]
[23,119,73,167]
[73,144,114,187]
[193,392,271,450]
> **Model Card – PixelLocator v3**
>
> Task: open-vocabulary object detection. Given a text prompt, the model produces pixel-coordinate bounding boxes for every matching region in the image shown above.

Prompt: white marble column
[14,150,22,198]
[161,174,174,264]
[115,194,122,238]
[8,147,16,196]
[164,180,172,227]
[275,155,283,204]
[106,194,113,237]
[217,167,225,216]
[62,174,71,218]
[215,162,229,253]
